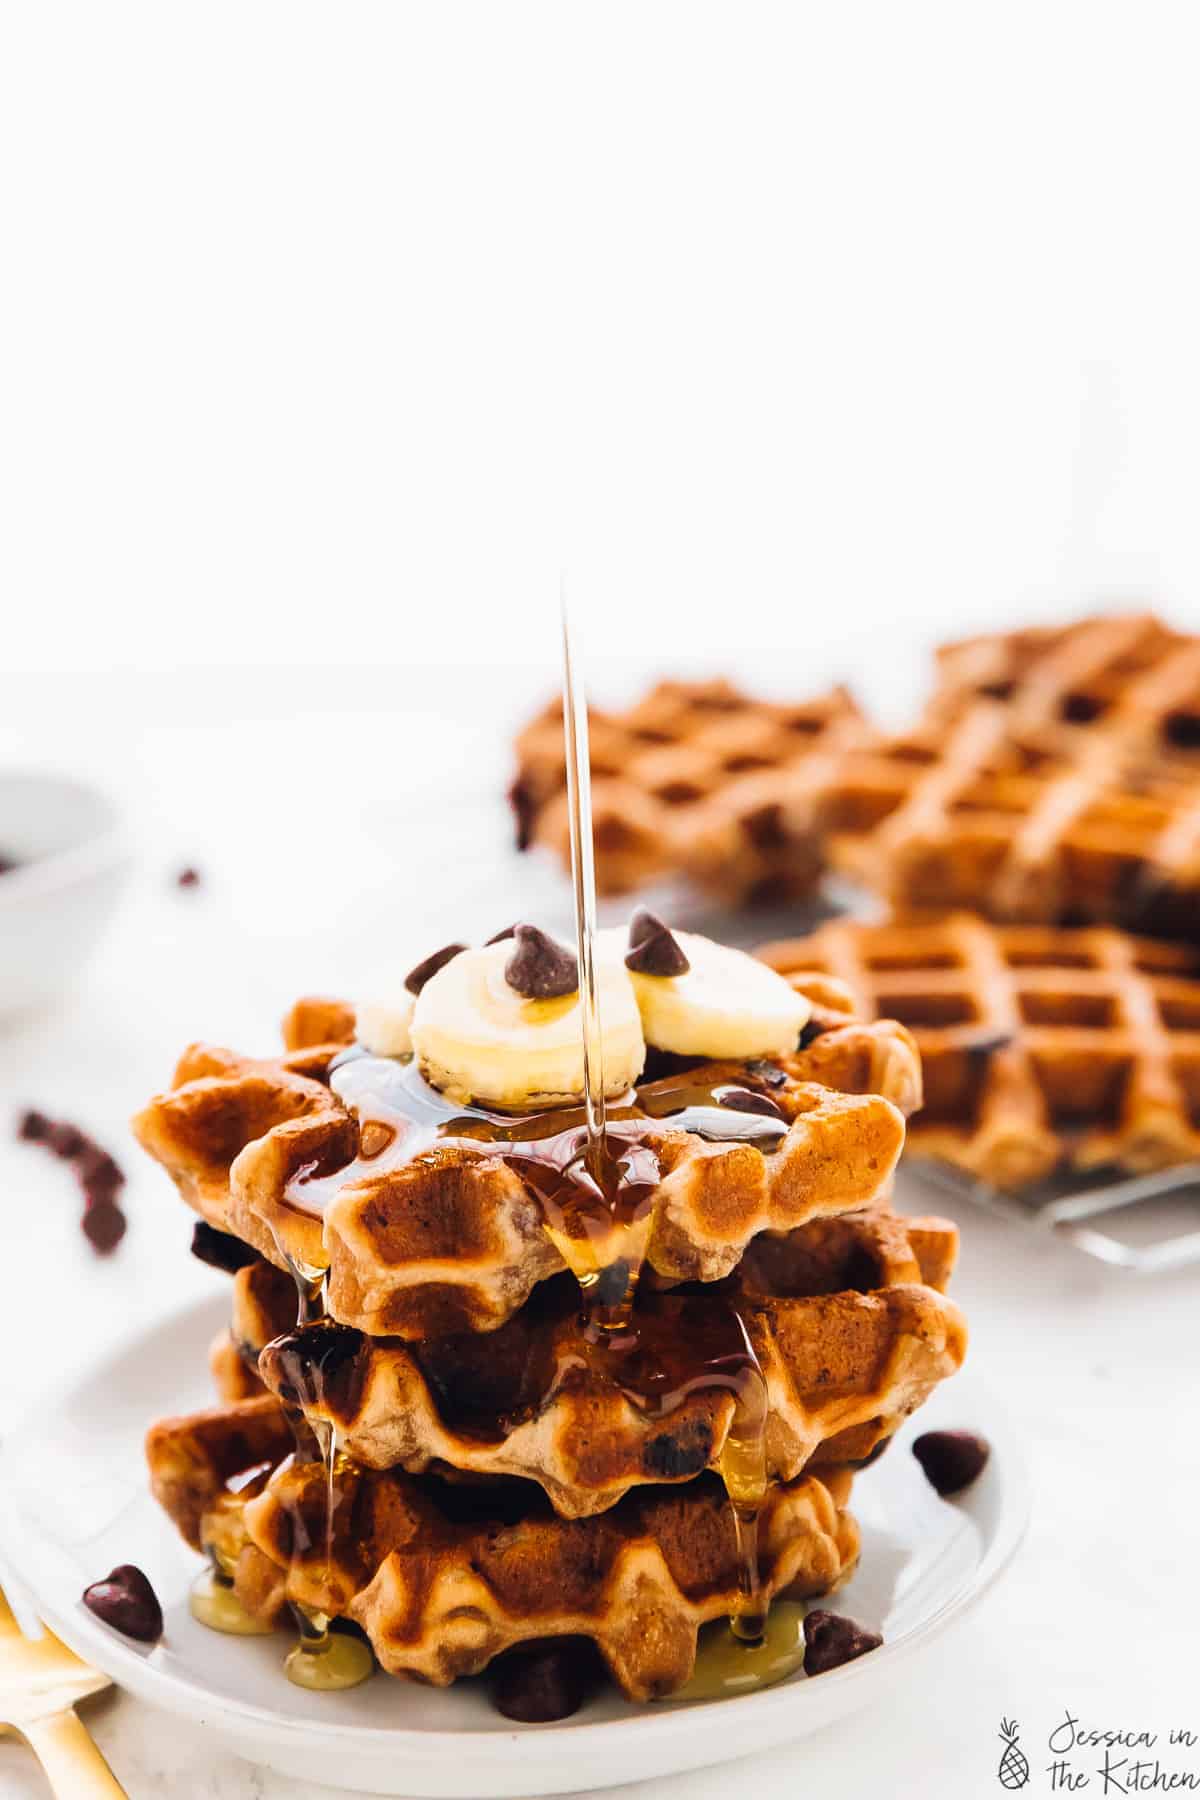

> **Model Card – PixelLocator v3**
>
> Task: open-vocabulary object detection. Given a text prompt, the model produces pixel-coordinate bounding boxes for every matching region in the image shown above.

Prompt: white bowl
[0,771,131,1014]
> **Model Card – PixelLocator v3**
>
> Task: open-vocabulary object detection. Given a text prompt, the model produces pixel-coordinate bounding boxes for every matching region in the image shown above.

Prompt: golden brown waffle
[246,1458,858,1699]
[134,980,920,1338]
[146,1395,858,1703]
[813,700,1200,937]
[759,915,1200,1189]
[229,1204,964,1517]
[928,612,1200,768]
[511,680,868,902]
[145,1394,294,1551]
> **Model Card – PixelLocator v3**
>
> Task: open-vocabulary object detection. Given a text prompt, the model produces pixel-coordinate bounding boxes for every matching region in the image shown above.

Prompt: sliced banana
[355,987,415,1057]
[411,940,645,1109]
[619,928,811,1060]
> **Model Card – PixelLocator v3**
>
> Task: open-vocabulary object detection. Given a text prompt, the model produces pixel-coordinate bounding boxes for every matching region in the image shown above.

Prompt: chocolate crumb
[83,1565,163,1642]
[803,1609,882,1675]
[175,866,202,890]
[625,908,690,977]
[404,943,468,995]
[912,1429,990,1495]
[505,925,579,1000]
[191,1220,263,1275]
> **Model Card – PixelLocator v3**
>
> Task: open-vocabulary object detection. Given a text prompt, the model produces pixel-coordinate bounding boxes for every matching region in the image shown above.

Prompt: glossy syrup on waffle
[188,611,813,1696]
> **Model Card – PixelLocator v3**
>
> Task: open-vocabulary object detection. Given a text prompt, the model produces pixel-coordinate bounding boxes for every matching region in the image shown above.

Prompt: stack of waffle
[136,944,966,1713]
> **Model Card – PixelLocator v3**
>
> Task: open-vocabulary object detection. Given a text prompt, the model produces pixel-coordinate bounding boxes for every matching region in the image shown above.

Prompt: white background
[4,3,1200,1797]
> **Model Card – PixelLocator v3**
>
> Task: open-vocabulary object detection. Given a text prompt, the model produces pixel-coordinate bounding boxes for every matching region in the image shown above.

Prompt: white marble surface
[3,672,1200,1798]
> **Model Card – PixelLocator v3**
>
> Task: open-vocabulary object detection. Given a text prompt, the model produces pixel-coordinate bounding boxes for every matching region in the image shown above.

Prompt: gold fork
[0,1583,126,1796]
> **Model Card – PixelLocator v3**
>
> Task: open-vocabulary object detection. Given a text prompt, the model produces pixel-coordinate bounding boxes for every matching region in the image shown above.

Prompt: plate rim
[0,1290,1031,1766]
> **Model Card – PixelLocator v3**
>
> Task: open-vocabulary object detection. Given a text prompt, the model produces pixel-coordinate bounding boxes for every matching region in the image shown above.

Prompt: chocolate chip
[46,1121,87,1160]
[490,1639,595,1722]
[83,1565,163,1642]
[796,1018,832,1052]
[912,1429,990,1495]
[78,1146,125,1201]
[505,925,578,1000]
[964,1031,1014,1065]
[404,943,468,995]
[175,866,202,889]
[191,1220,262,1275]
[17,1109,51,1142]
[83,1200,127,1254]
[624,908,690,977]
[744,1059,788,1089]
[802,1609,882,1675]
[484,925,518,945]
[716,1087,786,1119]
[508,778,537,854]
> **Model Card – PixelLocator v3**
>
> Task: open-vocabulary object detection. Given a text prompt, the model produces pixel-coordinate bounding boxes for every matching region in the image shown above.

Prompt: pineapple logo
[997,1717,1030,1790]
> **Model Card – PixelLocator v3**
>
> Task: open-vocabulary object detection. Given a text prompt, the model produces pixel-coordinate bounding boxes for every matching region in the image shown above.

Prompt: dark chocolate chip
[505,925,578,1000]
[851,1432,895,1470]
[175,866,202,889]
[404,943,468,995]
[78,1146,125,1199]
[796,1018,832,1052]
[642,1419,712,1481]
[83,1565,163,1642]
[627,907,661,950]
[964,1031,1014,1065]
[260,1321,367,1415]
[802,1609,882,1675]
[912,1429,990,1495]
[508,778,537,853]
[17,1109,51,1142]
[46,1121,87,1160]
[191,1220,262,1275]
[744,1058,788,1088]
[484,924,518,945]
[83,1201,127,1254]
[624,909,690,977]
[716,1087,786,1120]
[490,1639,594,1722]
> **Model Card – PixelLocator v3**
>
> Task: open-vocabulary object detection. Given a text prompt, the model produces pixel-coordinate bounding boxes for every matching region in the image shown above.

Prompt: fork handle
[22,1709,127,1798]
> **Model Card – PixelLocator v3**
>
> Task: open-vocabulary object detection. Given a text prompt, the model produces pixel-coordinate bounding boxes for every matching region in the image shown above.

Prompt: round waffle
[146,1397,860,1704]
[229,1204,964,1517]
[134,979,921,1339]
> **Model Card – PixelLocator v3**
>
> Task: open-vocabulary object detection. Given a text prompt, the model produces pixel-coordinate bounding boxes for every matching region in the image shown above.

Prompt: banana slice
[621,928,811,1060]
[355,988,416,1057]
[411,940,645,1109]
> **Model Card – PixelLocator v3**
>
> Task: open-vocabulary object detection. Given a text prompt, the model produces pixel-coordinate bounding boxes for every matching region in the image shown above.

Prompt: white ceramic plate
[0,1295,1029,1797]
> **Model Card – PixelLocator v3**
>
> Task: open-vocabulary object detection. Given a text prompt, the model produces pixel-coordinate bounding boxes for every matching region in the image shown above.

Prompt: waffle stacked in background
[135,920,966,1715]
[511,613,1200,936]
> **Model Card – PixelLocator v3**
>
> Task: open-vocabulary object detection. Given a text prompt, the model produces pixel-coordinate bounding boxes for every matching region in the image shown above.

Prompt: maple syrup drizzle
[192,619,788,1687]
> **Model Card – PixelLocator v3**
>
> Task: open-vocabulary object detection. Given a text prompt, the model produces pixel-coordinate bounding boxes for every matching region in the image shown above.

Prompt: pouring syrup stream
[557,592,769,1645]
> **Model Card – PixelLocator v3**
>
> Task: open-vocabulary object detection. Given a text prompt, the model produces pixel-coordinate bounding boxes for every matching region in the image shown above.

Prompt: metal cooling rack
[916,1158,1200,1274]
